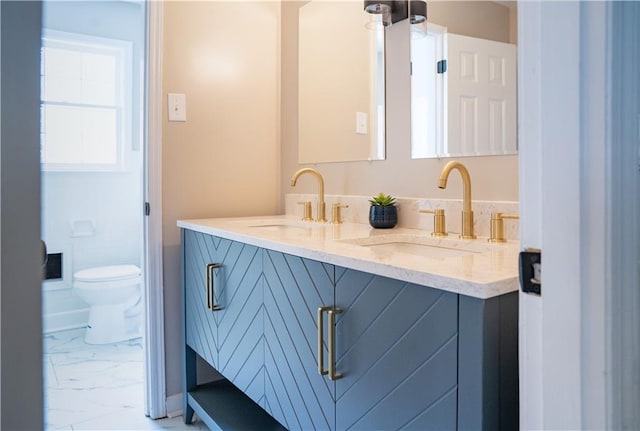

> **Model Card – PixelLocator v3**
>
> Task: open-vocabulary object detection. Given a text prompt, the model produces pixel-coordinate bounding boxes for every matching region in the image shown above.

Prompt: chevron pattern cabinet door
[216,240,265,407]
[184,230,223,369]
[335,268,458,431]
[263,250,336,431]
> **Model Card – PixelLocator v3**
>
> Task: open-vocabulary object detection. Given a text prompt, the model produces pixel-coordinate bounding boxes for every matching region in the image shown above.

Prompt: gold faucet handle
[331,203,349,224]
[420,208,448,237]
[488,212,520,243]
[297,201,313,221]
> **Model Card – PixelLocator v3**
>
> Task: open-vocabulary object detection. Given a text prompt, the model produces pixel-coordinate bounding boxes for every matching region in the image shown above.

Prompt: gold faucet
[290,168,327,222]
[438,161,476,239]
[488,212,519,243]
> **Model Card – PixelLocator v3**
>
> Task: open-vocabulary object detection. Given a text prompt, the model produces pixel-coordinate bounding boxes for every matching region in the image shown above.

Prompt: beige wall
[281,1,519,205]
[299,1,378,163]
[162,0,281,396]
[428,1,514,44]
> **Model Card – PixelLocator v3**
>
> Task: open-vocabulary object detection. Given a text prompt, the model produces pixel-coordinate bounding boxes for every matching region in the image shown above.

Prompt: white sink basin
[247,223,310,231]
[341,234,486,260]
[365,241,478,259]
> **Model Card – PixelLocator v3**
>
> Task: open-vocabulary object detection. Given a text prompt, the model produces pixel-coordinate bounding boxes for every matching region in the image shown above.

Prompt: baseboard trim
[43,308,89,334]
[165,393,183,418]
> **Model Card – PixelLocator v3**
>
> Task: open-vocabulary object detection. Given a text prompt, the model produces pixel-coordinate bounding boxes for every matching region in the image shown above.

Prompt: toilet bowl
[73,264,142,344]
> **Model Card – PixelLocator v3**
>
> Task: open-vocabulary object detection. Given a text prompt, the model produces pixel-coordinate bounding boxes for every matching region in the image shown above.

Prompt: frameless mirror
[298,0,386,163]
[410,1,517,159]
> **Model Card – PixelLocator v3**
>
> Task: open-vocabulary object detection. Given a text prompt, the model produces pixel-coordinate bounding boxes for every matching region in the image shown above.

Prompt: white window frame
[41,29,132,172]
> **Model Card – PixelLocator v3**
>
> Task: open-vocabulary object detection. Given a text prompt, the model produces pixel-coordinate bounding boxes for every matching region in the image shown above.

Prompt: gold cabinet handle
[328,308,343,381]
[206,263,223,311]
[317,306,331,375]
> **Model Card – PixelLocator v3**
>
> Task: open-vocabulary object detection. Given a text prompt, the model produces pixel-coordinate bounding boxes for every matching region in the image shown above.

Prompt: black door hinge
[144,202,150,216]
[437,59,447,74]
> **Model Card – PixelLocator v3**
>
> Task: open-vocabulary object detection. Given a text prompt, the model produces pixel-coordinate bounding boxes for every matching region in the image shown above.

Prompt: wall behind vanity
[280,1,519,204]
[162,1,281,397]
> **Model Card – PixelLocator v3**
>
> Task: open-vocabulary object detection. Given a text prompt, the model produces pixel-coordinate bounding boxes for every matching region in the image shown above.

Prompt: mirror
[410,1,517,159]
[298,0,386,163]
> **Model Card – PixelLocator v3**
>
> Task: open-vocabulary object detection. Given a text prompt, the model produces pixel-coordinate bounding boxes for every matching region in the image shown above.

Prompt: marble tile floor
[44,328,207,431]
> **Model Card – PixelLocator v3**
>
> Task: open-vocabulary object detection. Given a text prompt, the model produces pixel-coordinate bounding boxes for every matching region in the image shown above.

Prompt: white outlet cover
[356,111,368,135]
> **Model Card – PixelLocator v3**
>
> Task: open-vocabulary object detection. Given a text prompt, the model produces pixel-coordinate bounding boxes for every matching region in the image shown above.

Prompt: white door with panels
[445,33,517,156]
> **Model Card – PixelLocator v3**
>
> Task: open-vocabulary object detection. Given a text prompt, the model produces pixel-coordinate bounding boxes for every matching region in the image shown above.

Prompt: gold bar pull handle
[317,306,331,375]
[206,263,223,311]
[328,308,343,381]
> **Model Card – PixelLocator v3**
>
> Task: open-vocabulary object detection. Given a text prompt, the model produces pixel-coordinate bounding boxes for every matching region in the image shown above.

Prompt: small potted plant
[368,192,398,228]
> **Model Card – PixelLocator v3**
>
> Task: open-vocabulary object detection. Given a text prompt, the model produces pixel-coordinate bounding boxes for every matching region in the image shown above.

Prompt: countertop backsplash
[285,193,520,240]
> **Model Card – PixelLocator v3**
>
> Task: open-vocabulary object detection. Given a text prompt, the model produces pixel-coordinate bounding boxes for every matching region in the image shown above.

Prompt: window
[41,30,132,171]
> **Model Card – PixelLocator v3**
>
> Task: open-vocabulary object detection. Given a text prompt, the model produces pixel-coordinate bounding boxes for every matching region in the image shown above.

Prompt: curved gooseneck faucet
[290,168,327,222]
[438,161,476,239]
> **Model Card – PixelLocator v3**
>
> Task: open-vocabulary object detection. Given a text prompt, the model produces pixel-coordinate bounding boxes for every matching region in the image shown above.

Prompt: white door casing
[410,22,445,158]
[143,0,166,419]
[518,1,639,429]
[519,1,586,428]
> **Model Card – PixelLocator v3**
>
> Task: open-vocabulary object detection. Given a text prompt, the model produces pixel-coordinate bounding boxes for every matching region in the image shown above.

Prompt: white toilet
[73,264,142,344]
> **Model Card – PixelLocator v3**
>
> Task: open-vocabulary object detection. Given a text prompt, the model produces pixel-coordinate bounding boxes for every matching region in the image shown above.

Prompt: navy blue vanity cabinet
[182,230,281,430]
[261,251,461,431]
[457,293,519,430]
[262,249,337,431]
[334,268,459,430]
[213,237,264,404]
[182,228,518,430]
[183,229,221,369]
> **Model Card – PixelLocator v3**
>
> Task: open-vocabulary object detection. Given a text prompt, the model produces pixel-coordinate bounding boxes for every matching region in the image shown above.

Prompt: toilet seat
[74,265,141,283]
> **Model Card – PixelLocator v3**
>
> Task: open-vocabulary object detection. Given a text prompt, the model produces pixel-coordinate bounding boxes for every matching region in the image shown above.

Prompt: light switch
[356,112,368,135]
[168,93,187,122]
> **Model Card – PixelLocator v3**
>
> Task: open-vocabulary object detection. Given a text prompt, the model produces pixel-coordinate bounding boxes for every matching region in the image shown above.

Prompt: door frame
[518,1,603,428]
[518,1,639,429]
[143,0,166,419]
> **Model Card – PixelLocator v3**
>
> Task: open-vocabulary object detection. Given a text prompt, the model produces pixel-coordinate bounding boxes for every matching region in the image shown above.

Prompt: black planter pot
[369,205,398,229]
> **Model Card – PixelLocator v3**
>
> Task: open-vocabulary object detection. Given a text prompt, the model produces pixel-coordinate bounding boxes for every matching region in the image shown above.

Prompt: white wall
[0,1,44,429]
[41,1,145,322]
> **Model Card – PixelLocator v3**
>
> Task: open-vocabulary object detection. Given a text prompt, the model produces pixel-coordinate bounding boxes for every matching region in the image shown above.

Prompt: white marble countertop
[177,215,521,299]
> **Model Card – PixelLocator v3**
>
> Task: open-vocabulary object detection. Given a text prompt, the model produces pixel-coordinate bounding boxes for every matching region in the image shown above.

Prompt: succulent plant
[369,192,396,207]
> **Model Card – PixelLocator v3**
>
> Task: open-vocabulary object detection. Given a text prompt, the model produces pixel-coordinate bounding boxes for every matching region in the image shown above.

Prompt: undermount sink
[247,223,310,231]
[365,242,479,259]
[341,234,484,260]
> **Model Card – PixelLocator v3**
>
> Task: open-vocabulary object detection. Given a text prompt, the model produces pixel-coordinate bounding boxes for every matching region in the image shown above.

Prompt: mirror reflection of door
[410,1,517,159]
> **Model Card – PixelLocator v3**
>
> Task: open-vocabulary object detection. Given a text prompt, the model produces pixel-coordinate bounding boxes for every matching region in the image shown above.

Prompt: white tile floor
[44,328,207,431]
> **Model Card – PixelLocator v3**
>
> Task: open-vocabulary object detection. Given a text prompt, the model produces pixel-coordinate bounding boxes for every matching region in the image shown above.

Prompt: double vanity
[178,207,520,430]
